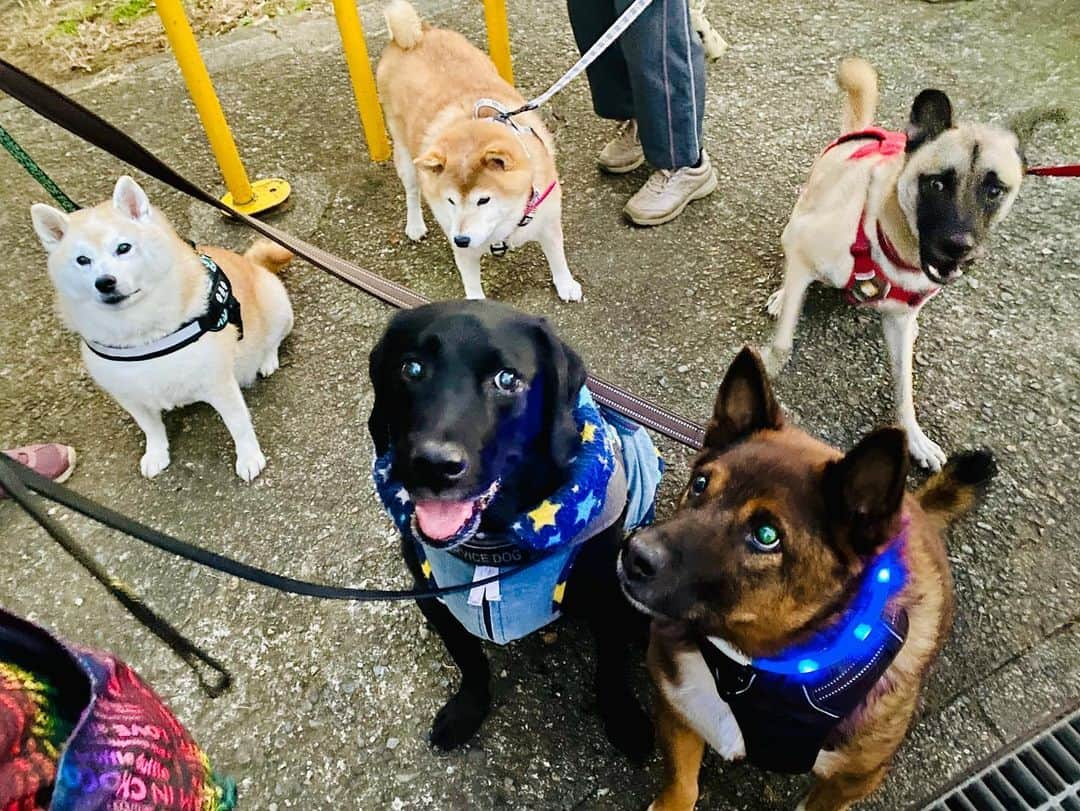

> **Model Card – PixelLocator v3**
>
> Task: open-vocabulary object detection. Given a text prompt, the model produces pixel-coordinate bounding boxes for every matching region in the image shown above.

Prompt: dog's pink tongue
[414,500,474,541]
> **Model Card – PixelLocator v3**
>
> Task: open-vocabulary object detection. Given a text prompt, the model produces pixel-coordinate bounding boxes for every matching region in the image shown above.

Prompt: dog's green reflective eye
[750,523,781,551]
[928,177,945,193]
[494,368,520,392]
[76,255,91,266]
[690,474,708,496]
[116,242,132,255]
[477,196,490,206]
[401,360,424,381]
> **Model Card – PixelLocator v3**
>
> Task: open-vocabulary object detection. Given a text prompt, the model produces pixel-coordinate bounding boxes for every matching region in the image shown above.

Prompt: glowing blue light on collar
[752,533,908,678]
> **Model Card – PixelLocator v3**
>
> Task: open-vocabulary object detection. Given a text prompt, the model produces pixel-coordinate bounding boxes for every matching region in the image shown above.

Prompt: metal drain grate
[923,710,1080,811]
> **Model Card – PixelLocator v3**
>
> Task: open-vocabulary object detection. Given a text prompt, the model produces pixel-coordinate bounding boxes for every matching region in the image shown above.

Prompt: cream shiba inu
[765,58,1027,470]
[377,0,582,302]
[31,176,293,481]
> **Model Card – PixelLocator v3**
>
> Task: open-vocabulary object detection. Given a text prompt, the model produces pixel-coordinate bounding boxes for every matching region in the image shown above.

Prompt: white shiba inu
[31,176,294,481]
[377,0,582,302]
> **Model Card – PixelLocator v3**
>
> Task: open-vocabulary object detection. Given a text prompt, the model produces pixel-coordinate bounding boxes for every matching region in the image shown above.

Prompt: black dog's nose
[453,235,471,248]
[412,441,469,484]
[94,275,117,294]
[624,533,670,582]
[940,232,974,260]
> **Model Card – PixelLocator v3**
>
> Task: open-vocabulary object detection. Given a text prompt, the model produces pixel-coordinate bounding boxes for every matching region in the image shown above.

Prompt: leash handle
[0,455,232,697]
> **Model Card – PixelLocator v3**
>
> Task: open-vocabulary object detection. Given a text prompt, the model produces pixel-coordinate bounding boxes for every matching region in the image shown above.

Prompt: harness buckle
[490,242,510,257]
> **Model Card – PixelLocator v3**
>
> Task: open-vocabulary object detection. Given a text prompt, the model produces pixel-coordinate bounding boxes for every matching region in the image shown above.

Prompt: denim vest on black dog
[374,387,663,644]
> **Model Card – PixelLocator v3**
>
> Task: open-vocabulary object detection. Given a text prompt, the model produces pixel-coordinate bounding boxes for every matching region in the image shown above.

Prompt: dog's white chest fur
[81,336,229,412]
[661,644,747,760]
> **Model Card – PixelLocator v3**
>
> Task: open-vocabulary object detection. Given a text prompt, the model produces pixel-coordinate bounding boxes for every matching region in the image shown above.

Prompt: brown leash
[0,57,706,449]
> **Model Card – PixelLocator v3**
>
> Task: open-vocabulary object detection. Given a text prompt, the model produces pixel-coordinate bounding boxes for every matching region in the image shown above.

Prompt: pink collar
[489,180,558,257]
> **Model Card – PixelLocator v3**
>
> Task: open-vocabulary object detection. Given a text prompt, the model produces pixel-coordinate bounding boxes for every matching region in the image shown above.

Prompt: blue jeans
[568,0,707,169]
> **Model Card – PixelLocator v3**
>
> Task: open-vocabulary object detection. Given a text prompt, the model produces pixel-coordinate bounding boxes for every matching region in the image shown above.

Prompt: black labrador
[367,300,652,760]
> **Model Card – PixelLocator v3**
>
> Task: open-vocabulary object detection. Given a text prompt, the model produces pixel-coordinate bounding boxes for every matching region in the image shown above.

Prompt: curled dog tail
[385,0,424,50]
[245,239,293,274]
[917,449,997,532]
[837,57,879,134]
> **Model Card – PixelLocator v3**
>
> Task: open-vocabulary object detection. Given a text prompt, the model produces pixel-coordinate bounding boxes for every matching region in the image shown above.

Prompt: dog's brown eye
[76,255,92,266]
[748,522,782,552]
[477,196,490,206]
[689,474,708,496]
[115,242,132,255]
[986,184,1005,199]
[401,360,424,382]
[493,368,521,392]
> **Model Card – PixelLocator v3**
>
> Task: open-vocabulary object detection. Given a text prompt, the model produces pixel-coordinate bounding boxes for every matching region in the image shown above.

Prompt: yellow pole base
[221,178,291,216]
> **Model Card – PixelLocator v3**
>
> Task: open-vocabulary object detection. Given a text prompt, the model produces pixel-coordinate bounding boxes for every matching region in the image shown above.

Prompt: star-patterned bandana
[374,387,637,551]
[372,386,664,644]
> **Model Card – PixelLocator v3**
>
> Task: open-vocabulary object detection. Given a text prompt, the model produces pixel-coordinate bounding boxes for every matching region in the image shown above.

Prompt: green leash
[0,121,79,212]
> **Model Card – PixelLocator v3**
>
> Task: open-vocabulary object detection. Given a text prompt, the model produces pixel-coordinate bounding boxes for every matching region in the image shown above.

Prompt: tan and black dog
[619,347,995,811]
[765,57,1026,471]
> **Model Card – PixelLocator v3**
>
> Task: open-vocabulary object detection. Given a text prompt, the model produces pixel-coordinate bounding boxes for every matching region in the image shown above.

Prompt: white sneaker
[624,150,718,226]
[598,119,645,174]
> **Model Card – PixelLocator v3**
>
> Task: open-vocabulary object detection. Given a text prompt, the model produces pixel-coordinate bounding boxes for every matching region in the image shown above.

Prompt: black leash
[0,57,706,449]
[0,455,232,697]
[0,454,554,602]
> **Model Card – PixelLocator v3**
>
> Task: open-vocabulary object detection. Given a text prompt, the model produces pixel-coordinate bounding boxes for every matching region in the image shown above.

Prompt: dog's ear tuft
[906,89,953,153]
[483,148,515,172]
[823,427,908,553]
[30,204,69,252]
[704,346,783,450]
[533,318,587,468]
[415,150,445,174]
[112,175,152,222]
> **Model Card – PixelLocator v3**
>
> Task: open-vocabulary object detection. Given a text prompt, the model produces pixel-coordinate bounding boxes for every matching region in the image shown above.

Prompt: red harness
[824,128,940,309]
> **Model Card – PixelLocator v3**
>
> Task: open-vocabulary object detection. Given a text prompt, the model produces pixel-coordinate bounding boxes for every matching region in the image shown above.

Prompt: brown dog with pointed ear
[619,347,996,811]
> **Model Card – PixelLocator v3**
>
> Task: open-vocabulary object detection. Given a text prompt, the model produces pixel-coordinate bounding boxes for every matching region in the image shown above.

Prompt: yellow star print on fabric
[581,422,597,443]
[528,499,561,530]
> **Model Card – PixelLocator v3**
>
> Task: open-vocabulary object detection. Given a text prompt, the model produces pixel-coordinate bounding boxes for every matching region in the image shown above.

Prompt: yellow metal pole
[332,0,391,162]
[156,0,289,214]
[483,0,514,85]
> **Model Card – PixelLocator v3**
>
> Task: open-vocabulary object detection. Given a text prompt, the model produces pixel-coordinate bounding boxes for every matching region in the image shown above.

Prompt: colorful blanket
[0,609,235,811]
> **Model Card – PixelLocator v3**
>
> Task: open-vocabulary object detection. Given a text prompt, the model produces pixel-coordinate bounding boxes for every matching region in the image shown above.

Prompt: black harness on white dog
[84,255,243,363]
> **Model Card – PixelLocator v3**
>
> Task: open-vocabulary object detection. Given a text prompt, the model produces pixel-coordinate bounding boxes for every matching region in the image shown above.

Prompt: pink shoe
[1,443,77,498]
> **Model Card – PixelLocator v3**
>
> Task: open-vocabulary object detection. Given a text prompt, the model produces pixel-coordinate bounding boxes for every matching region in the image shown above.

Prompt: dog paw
[429,689,490,751]
[908,429,946,472]
[761,344,791,378]
[766,287,785,317]
[235,448,267,482]
[600,693,655,764]
[259,352,280,378]
[405,220,428,242]
[555,277,583,303]
[140,449,171,479]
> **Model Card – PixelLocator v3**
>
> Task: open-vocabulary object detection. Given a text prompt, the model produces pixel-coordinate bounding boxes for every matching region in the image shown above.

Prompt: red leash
[1028,164,1080,177]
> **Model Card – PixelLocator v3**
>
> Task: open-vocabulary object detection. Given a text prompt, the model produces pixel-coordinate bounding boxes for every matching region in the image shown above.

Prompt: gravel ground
[0,0,1077,808]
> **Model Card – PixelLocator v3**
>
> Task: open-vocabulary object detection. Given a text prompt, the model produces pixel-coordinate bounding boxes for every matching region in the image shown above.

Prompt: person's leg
[617,0,715,225]
[618,0,706,169]
[567,0,635,121]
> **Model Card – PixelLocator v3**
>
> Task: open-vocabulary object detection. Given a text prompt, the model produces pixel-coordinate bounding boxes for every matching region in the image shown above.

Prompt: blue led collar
[751,524,909,677]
